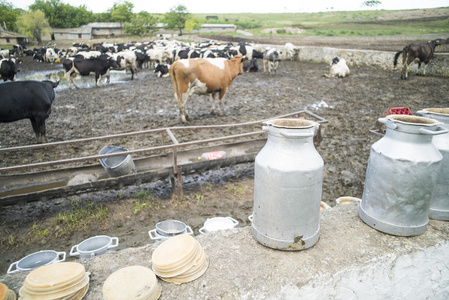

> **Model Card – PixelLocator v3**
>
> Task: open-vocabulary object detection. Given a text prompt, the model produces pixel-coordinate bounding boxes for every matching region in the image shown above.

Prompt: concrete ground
[2,203,449,299]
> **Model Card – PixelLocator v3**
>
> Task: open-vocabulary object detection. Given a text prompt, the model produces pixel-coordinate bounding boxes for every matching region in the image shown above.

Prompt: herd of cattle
[0,37,446,143]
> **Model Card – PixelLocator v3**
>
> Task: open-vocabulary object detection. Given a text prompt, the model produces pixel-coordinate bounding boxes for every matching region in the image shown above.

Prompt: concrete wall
[292,46,449,75]
[2,204,448,299]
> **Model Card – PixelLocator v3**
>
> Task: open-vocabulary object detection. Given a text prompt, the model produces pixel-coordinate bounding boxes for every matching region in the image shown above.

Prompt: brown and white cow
[169,55,244,123]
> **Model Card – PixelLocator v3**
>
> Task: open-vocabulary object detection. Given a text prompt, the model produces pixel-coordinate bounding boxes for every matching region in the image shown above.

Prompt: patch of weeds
[226,184,244,195]
[32,223,49,239]
[133,190,155,214]
[53,201,109,236]
[8,235,17,247]
[195,193,205,206]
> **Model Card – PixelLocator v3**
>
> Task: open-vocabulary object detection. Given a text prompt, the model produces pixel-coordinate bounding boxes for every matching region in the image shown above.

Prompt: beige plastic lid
[420,108,449,116]
[19,273,89,300]
[23,262,86,291]
[103,266,160,300]
[7,289,16,300]
[161,255,209,285]
[152,242,200,278]
[152,235,201,276]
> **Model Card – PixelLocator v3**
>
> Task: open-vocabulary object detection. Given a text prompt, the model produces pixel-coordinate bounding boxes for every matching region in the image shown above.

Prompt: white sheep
[325,57,350,78]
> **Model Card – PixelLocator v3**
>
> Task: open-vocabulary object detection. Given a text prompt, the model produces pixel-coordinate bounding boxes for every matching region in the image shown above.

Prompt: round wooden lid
[152,235,198,269]
[103,266,159,300]
[24,262,85,290]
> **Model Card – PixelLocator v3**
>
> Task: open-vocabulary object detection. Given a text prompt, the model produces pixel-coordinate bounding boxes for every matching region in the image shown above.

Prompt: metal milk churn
[252,119,323,250]
[417,108,449,221]
[359,115,447,236]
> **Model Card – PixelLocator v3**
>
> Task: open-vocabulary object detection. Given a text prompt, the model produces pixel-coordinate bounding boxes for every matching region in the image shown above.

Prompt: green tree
[109,1,134,25]
[29,0,93,28]
[0,0,19,32]
[162,5,191,36]
[92,12,113,23]
[362,1,381,8]
[16,9,51,45]
[124,11,158,36]
[184,17,202,34]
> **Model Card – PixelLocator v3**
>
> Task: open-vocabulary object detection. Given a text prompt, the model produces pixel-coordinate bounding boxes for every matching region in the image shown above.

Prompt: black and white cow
[63,55,120,88]
[0,58,22,82]
[231,43,264,60]
[393,39,443,79]
[13,44,24,57]
[263,48,282,74]
[0,80,59,144]
[154,63,170,77]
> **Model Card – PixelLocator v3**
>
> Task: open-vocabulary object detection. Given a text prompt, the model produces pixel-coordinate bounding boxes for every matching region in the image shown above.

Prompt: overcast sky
[10,0,449,14]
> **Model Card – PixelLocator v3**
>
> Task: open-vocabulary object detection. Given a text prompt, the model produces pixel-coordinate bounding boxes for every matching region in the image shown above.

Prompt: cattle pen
[0,110,328,207]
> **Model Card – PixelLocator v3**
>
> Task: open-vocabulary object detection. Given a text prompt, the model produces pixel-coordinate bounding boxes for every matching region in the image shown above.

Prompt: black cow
[243,58,259,72]
[0,58,22,82]
[0,80,59,144]
[393,39,443,79]
[154,63,170,77]
[63,55,120,88]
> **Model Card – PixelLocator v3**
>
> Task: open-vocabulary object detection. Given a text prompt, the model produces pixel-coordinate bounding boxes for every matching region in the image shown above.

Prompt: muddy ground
[1,35,449,274]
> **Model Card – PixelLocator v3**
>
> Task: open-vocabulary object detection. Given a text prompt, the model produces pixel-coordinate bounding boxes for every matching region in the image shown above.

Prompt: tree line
[0,0,201,44]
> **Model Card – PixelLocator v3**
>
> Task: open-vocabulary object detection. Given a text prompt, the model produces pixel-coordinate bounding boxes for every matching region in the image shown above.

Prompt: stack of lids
[19,262,89,300]
[152,234,208,284]
[103,266,161,300]
[0,283,16,300]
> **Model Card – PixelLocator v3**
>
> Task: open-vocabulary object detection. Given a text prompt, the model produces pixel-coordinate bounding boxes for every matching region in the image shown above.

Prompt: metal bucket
[149,220,193,242]
[7,250,66,274]
[252,119,323,250]
[70,235,119,259]
[359,115,447,236]
[417,108,449,221]
[99,146,136,178]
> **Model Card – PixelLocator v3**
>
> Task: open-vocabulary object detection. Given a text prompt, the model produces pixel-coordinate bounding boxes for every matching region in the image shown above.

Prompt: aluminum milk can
[359,115,447,236]
[417,108,449,221]
[252,119,323,250]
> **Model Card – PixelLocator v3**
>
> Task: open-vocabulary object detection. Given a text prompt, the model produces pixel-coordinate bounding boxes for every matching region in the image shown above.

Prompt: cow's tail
[393,51,402,67]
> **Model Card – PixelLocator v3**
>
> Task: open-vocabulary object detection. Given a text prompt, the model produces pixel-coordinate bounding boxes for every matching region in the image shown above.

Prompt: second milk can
[417,108,449,221]
[359,115,446,236]
[252,119,323,250]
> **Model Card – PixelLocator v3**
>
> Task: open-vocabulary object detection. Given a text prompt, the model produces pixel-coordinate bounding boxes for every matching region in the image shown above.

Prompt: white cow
[325,57,350,78]
[283,43,298,60]
[44,48,58,63]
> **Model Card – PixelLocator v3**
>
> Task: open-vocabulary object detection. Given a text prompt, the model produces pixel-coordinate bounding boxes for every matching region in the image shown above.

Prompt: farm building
[43,22,237,41]
[0,26,28,45]
[49,23,124,40]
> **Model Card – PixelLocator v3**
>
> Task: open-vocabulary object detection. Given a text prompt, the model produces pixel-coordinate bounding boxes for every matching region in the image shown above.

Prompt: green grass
[133,190,155,213]
[193,8,449,37]
[53,199,109,236]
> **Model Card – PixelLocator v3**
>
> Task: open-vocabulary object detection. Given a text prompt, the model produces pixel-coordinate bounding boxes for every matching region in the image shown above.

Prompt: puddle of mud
[18,68,132,91]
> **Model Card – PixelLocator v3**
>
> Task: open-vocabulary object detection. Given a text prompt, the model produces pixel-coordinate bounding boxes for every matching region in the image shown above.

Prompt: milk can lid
[419,108,449,116]
[386,114,442,126]
[264,118,318,129]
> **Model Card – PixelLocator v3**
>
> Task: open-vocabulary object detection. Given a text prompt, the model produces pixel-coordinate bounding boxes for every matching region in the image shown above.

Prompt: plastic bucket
[99,146,136,177]
[70,235,119,259]
[7,250,66,274]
